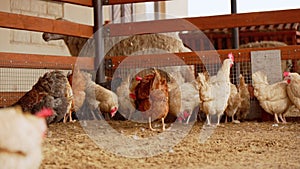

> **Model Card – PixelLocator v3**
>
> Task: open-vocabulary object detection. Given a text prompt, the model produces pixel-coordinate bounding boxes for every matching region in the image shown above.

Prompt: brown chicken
[236,74,250,121]
[225,83,242,123]
[67,67,87,115]
[134,68,169,131]
[81,71,119,118]
[0,106,53,169]
[14,71,73,124]
[252,71,291,123]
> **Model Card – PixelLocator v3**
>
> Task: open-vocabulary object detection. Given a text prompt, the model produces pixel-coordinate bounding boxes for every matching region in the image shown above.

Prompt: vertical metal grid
[0,68,70,107]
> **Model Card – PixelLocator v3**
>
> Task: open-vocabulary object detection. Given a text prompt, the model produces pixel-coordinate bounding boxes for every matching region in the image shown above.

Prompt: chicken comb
[228,53,234,62]
[135,76,142,81]
[129,93,136,100]
[283,72,290,77]
[36,108,53,118]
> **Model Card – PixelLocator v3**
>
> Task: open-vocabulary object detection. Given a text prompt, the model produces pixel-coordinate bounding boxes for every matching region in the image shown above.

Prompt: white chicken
[252,71,291,123]
[169,79,199,124]
[0,106,52,169]
[198,53,234,125]
[80,71,119,119]
[116,74,138,120]
[284,72,300,110]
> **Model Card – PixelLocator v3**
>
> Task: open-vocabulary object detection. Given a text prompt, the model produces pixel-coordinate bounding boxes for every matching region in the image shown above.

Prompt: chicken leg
[274,113,280,123]
[63,97,75,123]
[206,114,211,126]
[149,117,158,131]
[278,114,287,123]
[217,114,222,126]
[148,117,166,131]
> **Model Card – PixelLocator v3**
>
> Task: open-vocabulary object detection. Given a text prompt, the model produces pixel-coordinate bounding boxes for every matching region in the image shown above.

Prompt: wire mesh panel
[0,68,70,107]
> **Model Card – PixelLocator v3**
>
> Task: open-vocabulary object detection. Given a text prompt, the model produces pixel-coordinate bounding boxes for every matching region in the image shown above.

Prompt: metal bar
[93,0,106,83]
[154,1,160,20]
[231,0,240,84]
[121,4,125,23]
[130,3,134,22]
[231,0,239,49]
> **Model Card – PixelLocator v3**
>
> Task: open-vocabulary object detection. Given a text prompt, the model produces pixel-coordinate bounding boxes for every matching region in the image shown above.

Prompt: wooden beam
[0,12,93,38]
[105,45,300,69]
[102,0,169,5]
[0,92,25,108]
[52,0,93,7]
[0,53,94,70]
[106,8,300,36]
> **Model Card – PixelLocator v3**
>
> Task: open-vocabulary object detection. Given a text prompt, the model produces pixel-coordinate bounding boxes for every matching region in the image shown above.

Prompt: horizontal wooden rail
[52,0,93,6]
[0,92,25,108]
[103,0,169,5]
[0,12,93,38]
[105,8,300,36]
[105,45,300,69]
[0,53,94,70]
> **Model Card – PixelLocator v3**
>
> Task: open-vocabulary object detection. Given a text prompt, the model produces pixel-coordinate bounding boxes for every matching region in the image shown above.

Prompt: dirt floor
[41,120,300,169]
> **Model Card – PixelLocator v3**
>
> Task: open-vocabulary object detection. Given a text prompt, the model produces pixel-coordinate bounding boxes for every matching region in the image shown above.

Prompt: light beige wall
[0,0,69,56]
[165,0,188,18]
[63,3,111,25]
[0,1,185,56]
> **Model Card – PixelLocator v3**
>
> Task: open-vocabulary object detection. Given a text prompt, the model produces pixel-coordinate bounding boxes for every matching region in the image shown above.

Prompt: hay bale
[105,33,195,85]
[105,33,190,57]
[239,41,287,48]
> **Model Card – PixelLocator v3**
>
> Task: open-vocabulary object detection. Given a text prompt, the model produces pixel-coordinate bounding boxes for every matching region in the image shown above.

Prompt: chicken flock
[7,52,300,128]
[2,51,300,168]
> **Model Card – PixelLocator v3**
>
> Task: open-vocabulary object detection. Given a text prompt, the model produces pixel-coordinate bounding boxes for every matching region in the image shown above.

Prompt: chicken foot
[225,115,240,124]
[148,117,168,131]
[278,114,287,123]
[232,116,240,124]
[63,111,76,123]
